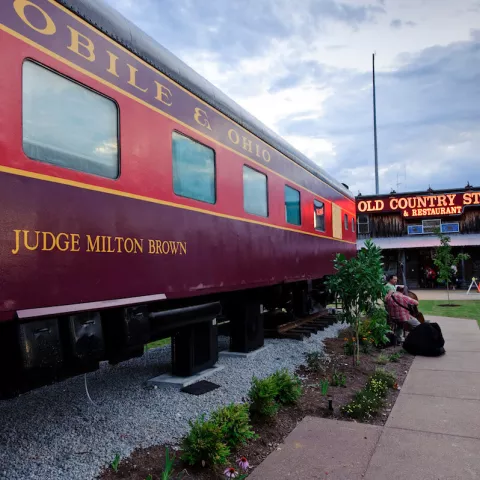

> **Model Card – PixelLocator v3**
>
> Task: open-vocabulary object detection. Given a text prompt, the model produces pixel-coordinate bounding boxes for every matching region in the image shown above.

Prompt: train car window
[344,213,348,230]
[351,217,355,232]
[314,199,325,232]
[285,185,301,225]
[22,61,119,179]
[172,132,215,204]
[243,165,268,217]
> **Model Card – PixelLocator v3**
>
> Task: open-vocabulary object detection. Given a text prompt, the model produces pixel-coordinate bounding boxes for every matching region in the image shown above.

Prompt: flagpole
[373,52,379,194]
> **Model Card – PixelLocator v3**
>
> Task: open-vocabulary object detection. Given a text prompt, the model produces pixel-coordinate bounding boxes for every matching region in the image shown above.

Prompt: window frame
[313,199,325,232]
[344,213,348,230]
[21,59,121,180]
[242,164,269,218]
[351,217,355,232]
[171,130,217,205]
[357,214,370,234]
[284,185,302,226]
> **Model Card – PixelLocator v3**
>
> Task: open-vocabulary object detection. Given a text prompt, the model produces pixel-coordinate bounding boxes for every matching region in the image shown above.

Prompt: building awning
[357,234,480,250]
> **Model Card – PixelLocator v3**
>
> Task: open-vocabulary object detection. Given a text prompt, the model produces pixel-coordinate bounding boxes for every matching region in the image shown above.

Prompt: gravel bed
[0,323,345,480]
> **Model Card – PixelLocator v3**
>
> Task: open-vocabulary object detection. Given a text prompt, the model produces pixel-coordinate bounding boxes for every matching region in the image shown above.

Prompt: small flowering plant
[224,457,250,479]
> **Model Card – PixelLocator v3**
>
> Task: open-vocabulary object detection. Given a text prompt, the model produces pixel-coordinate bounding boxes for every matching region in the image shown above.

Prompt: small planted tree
[326,239,385,365]
[433,230,469,304]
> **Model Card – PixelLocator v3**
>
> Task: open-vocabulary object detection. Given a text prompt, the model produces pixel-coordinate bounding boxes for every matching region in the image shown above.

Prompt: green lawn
[419,300,480,327]
[146,337,171,349]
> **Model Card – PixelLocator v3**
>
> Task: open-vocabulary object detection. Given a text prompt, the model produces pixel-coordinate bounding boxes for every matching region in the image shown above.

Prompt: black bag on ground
[403,322,445,356]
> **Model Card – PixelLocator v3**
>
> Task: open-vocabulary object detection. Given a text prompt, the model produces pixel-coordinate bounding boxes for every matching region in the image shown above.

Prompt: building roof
[356,185,478,201]
[57,0,353,200]
[357,234,480,250]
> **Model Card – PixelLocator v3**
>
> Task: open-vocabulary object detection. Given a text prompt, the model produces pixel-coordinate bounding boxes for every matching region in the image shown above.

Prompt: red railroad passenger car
[0,0,356,397]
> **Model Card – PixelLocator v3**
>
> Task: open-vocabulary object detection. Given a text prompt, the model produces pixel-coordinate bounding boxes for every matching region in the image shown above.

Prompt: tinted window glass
[22,61,119,179]
[314,199,325,231]
[344,214,348,230]
[285,185,301,225]
[243,165,268,217]
[172,132,215,204]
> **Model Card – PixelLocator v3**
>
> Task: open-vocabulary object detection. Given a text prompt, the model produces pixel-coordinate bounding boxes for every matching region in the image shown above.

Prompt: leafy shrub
[342,369,397,420]
[358,309,391,347]
[180,415,230,467]
[360,341,373,354]
[305,351,328,372]
[343,337,356,356]
[331,371,346,387]
[342,388,385,419]
[248,375,280,418]
[388,352,401,362]
[210,403,257,449]
[375,354,389,365]
[271,369,302,405]
[371,369,396,388]
[366,377,389,397]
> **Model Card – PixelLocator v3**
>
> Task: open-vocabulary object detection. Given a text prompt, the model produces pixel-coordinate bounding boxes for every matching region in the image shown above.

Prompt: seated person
[385,290,421,343]
[384,274,398,294]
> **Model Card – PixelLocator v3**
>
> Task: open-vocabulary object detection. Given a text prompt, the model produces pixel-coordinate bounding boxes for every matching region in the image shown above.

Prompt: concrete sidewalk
[250,315,480,480]
[416,289,480,301]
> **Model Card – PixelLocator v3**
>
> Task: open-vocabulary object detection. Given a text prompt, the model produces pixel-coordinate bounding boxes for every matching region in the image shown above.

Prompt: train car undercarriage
[0,279,333,399]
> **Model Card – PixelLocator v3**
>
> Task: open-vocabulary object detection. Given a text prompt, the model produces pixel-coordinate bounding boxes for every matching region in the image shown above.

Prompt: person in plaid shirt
[385,290,421,343]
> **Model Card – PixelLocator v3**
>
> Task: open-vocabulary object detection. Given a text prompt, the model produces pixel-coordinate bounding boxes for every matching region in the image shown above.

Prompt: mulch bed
[100,332,414,480]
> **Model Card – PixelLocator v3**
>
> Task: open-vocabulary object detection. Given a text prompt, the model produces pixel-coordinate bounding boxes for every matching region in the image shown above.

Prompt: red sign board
[357,192,480,218]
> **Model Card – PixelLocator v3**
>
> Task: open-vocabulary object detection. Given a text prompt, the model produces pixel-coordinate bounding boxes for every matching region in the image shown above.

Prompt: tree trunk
[447,281,450,304]
[355,319,360,366]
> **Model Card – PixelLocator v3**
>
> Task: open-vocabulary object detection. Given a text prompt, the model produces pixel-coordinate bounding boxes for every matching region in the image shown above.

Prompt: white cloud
[105,0,480,195]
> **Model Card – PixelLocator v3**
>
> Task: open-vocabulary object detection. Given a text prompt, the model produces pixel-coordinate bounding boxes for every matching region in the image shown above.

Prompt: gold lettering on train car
[127,64,149,93]
[105,236,116,253]
[228,129,240,145]
[106,51,120,78]
[57,233,72,252]
[134,238,143,253]
[179,242,187,255]
[41,232,56,251]
[154,81,173,106]
[13,0,57,35]
[86,235,101,253]
[255,144,261,158]
[71,234,81,252]
[12,230,21,255]
[148,239,156,254]
[155,239,163,254]
[168,241,179,255]
[242,137,253,153]
[67,26,96,62]
[161,241,170,254]
[114,236,124,252]
[262,150,271,162]
[194,108,212,131]
[24,230,40,251]
[124,238,134,253]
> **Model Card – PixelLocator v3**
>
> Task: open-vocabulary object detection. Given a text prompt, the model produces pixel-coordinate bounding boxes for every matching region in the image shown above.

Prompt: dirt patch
[100,336,414,480]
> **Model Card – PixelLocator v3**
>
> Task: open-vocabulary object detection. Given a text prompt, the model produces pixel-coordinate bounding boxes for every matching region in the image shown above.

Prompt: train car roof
[57,0,354,200]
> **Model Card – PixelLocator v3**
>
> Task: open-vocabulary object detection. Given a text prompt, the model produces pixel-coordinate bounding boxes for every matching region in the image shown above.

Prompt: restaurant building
[356,185,480,288]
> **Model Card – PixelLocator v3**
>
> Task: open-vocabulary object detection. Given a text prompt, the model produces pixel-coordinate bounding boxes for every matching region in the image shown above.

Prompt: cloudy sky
[105,0,480,196]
